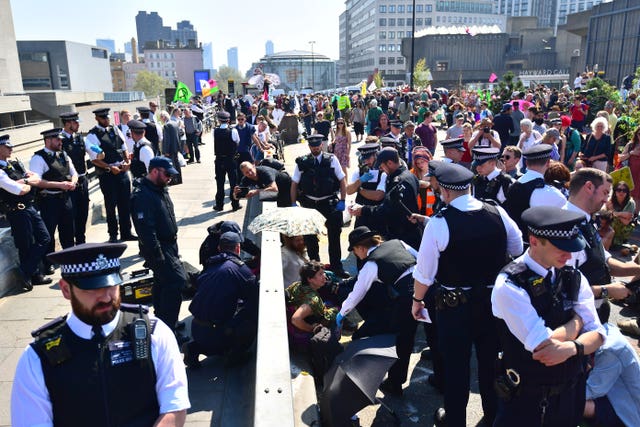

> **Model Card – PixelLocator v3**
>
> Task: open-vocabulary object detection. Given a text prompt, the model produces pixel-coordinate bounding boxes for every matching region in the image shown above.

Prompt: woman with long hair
[618,126,640,211]
[410,147,436,216]
[373,113,391,137]
[332,118,352,176]
[605,181,636,246]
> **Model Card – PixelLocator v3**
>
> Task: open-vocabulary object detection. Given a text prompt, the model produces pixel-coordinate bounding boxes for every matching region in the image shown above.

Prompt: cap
[137,106,151,113]
[521,206,586,252]
[357,142,380,158]
[550,118,562,125]
[307,134,324,146]
[404,121,416,128]
[501,103,512,112]
[40,128,63,139]
[390,120,403,128]
[373,147,399,168]
[523,144,552,161]
[148,156,179,175]
[0,134,12,148]
[441,137,465,151]
[219,231,242,245]
[455,113,464,119]
[379,136,398,148]
[545,128,561,140]
[348,226,377,251]
[216,111,230,121]
[59,112,80,122]
[46,243,127,290]
[426,160,443,177]
[127,120,146,132]
[219,221,245,242]
[560,115,572,127]
[92,108,110,118]
[472,147,500,166]
[434,162,474,191]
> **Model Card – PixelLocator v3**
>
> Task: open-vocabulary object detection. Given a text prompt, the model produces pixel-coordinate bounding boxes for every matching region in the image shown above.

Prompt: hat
[148,156,179,175]
[412,146,431,162]
[216,111,230,121]
[545,128,561,140]
[40,128,63,139]
[523,144,552,161]
[357,142,380,158]
[92,108,110,118]
[521,206,586,252]
[127,120,146,132]
[379,136,398,148]
[455,113,464,119]
[426,159,443,177]
[348,226,377,251]
[404,121,416,128]
[219,231,242,245]
[137,106,151,113]
[501,103,512,112]
[0,134,12,148]
[218,221,245,242]
[390,120,403,128]
[373,147,399,168]
[472,147,500,167]
[46,243,127,290]
[560,116,572,127]
[434,162,474,191]
[307,134,324,146]
[59,112,80,122]
[550,118,562,125]
[441,137,465,151]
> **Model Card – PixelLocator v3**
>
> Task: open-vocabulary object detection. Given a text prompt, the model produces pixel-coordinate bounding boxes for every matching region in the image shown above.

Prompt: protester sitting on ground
[605,181,637,247]
[198,220,260,270]
[282,235,309,288]
[596,210,615,251]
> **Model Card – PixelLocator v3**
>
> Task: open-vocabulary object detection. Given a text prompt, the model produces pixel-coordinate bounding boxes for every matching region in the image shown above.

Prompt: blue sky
[10,0,345,72]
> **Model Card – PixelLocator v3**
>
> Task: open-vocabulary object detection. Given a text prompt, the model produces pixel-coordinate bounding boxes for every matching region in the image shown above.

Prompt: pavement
[1,123,639,427]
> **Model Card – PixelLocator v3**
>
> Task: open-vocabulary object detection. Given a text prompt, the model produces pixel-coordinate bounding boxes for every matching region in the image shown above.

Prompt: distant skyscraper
[124,41,132,54]
[135,11,171,52]
[265,40,274,55]
[494,0,611,30]
[227,47,239,71]
[203,42,214,69]
[96,39,116,55]
[172,20,198,47]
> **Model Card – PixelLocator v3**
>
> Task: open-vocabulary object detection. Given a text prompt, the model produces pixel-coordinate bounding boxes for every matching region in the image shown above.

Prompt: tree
[133,70,171,98]
[490,72,526,114]
[373,72,385,90]
[412,58,432,90]
[213,66,245,95]
[583,77,620,125]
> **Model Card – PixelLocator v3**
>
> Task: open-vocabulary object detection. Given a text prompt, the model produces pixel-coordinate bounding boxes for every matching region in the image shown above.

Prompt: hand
[532,338,575,366]
[411,301,431,322]
[247,189,258,199]
[336,200,346,212]
[349,205,362,217]
[408,213,427,224]
[604,283,632,300]
[360,171,374,183]
[109,166,121,175]
[336,313,344,330]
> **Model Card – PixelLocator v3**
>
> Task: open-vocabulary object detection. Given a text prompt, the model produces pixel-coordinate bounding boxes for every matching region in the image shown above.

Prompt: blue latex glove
[89,145,103,154]
[360,171,374,183]
[291,202,298,207]
[336,200,346,211]
[336,313,344,330]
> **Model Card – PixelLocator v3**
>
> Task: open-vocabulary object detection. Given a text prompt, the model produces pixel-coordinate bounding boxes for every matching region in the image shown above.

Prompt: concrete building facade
[495,0,613,31]
[96,38,116,55]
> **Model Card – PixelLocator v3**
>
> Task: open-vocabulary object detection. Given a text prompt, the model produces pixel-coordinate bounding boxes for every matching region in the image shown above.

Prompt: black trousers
[436,292,498,427]
[300,196,343,269]
[214,155,239,209]
[422,284,444,387]
[191,315,257,357]
[6,206,50,278]
[186,133,200,162]
[150,242,187,332]
[70,176,89,244]
[98,172,132,239]
[39,194,74,267]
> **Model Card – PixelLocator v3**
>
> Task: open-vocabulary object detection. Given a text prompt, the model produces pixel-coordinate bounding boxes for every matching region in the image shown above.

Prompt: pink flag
[489,73,498,83]
[465,27,476,37]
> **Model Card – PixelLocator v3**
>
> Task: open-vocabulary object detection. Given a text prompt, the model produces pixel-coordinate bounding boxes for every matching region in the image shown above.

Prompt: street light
[409,0,416,90]
[309,41,316,90]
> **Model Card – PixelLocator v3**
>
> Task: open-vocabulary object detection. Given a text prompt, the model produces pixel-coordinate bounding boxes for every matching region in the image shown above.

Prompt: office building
[338,0,505,86]
[144,44,203,93]
[135,11,171,52]
[495,0,613,31]
[124,62,147,91]
[227,47,239,71]
[125,41,132,54]
[174,21,198,47]
[250,50,336,92]
[265,40,274,55]
[203,42,214,69]
[96,38,116,55]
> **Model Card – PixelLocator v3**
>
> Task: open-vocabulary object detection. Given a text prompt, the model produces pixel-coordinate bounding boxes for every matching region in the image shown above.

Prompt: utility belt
[0,200,30,214]
[302,194,337,205]
[192,317,224,329]
[435,285,492,310]
[39,191,67,199]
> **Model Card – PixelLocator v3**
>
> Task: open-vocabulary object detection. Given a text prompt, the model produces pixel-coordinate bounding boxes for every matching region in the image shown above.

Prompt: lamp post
[409,0,416,90]
[309,41,316,90]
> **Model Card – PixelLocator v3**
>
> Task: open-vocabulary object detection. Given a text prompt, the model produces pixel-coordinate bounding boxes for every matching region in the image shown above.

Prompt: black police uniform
[472,173,514,205]
[130,139,152,179]
[187,251,259,358]
[61,130,89,244]
[239,165,292,207]
[213,121,239,210]
[130,177,187,332]
[503,178,545,236]
[295,151,344,269]
[0,160,51,284]
[87,125,133,241]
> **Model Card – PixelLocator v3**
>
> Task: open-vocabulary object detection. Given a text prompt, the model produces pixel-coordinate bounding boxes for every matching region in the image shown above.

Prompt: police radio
[130,306,149,360]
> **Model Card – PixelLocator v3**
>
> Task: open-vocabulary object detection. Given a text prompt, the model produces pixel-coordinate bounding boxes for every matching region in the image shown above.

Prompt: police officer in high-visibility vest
[492,206,605,427]
[10,243,190,426]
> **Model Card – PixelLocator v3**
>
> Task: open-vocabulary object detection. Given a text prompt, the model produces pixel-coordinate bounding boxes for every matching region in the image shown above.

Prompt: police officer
[471,147,515,206]
[338,226,418,396]
[184,231,259,368]
[60,112,91,244]
[85,108,136,243]
[346,142,387,231]
[439,137,466,164]
[0,135,51,290]
[138,106,162,155]
[10,243,190,426]
[128,120,154,179]
[411,162,523,427]
[350,147,422,250]
[130,157,188,333]
[290,134,349,277]
[492,206,605,427]
[503,144,567,239]
[213,111,241,211]
[30,128,78,274]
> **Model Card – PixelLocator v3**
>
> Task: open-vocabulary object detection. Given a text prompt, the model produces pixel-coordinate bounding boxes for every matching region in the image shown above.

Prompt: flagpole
[409,0,416,91]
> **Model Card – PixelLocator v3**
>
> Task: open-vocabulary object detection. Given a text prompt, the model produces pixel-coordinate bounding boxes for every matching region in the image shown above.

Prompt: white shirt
[564,201,612,268]
[11,310,190,426]
[134,137,155,170]
[29,148,78,180]
[492,251,605,352]
[349,169,387,193]
[0,160,30,195]
[474,167,508,204]
[219,124,240,143]
[413,194,523,286]
[60,130,92,164]
[84,125,128,162]
[272,108,285,127]
[292,153,345,184]
[339,242,418,316]
[517,169,567,208]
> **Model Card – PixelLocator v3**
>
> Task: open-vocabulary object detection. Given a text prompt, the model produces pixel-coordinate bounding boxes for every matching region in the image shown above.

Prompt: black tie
[92,325,105,343]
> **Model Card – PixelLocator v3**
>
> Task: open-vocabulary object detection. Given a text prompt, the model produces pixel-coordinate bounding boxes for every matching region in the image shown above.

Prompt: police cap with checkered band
[521,206,586,252]
[46,243,127,289]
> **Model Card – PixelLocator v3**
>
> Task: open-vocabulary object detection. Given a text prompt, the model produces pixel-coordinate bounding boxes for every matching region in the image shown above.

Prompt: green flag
[173,81,193,103]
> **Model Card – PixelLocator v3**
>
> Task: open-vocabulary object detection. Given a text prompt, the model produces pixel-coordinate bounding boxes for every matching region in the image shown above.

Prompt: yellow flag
[361,81,366,96]
[610,166,635,191]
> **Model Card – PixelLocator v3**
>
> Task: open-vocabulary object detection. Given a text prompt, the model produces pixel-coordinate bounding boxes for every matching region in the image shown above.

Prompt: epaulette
[501,260,528,277]
[435,206,448,218]
[31,315,67,338]
[229,257,245,266]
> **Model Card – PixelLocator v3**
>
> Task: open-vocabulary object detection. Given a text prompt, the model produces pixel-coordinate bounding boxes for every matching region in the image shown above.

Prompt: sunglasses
[502,155,512,160]
[615,188,628,193]
[337,122,345,125]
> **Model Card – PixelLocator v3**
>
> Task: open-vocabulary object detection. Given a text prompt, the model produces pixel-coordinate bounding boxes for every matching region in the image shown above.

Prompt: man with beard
[11,243,190,426]
[130,157,188,333]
